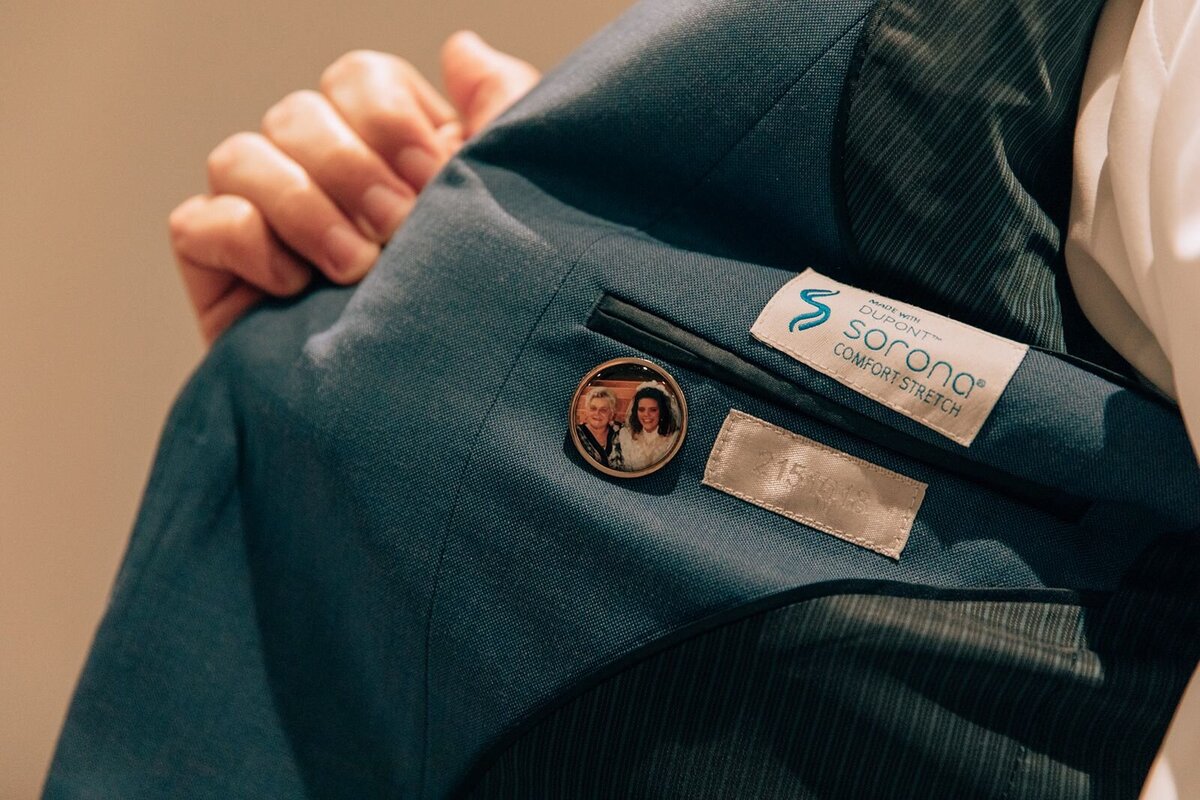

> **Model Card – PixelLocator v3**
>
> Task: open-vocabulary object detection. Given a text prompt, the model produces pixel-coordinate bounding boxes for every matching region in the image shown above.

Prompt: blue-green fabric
[45,0,1200,798]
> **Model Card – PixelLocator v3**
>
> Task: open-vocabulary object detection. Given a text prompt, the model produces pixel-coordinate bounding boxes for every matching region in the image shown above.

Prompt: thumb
[441,31,540,138]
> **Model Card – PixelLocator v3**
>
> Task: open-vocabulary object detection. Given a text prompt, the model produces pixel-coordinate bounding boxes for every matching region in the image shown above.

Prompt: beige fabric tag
[751,269,1028,446]
[702,409,926,560]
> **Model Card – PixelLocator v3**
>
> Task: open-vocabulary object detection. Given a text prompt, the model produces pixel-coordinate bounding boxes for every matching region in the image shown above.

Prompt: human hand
[169,31,541,344]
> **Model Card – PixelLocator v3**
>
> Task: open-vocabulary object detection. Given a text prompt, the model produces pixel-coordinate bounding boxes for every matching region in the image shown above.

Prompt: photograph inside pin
[569,357,687,478]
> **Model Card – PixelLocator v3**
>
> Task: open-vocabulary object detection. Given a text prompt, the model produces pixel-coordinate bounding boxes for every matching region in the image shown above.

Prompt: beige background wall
[1,2,1197,799]
[0,3,630,796]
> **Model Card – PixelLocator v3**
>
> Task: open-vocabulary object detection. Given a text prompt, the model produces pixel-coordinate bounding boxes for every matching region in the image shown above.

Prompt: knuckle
[210,206,261,271]
[206,132,263,181]
[167,196,206,249]
[321,49,381,89]
[226,201,262,241]
[341,48,381,67]
[167,201,194,239]
[360,92,423,143]
[261,90,322,136]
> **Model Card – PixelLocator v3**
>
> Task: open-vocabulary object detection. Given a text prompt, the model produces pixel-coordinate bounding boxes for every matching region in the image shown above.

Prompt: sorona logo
[839,319,982,398]
[788,288,840,332]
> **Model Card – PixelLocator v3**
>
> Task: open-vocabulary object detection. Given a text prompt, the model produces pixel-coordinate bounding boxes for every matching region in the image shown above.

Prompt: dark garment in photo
[576,422,620,468]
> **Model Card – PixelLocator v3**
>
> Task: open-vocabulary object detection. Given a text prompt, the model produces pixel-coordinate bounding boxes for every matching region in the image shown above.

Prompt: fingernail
[395,146,443,188]
[271,250,311,294]
[323,224,378,281]
[359,184,415,241]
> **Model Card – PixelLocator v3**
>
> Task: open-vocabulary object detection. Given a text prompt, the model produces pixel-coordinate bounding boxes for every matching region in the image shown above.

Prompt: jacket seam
[642,5,876,238]
[417,223,627,799]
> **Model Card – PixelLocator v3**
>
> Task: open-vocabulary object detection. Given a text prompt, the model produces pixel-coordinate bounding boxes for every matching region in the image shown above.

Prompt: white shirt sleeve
[1068,0,1200,449]
[1149,2,1200,448]
[1067,3,1200,798]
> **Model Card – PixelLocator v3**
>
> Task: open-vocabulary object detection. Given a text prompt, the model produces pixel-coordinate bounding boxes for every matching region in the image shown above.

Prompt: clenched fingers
[320,50,455,189]
[206,131,379,283]
[169,194,310,343]
[261,89,418,243]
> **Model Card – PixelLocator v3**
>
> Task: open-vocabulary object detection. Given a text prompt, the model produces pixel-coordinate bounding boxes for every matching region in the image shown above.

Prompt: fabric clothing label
[702,410,926,560]
[750,269,1028,446]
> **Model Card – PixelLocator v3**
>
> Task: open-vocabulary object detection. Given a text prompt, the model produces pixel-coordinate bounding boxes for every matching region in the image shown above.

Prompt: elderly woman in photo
[616,382,678,472]
[576,386,624,469]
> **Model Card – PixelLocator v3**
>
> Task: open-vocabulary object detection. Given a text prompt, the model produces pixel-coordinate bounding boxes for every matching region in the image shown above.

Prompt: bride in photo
[616,382,679,472]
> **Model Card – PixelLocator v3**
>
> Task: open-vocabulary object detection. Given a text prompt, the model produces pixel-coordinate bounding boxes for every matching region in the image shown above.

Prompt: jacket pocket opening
[586,292,1090,523]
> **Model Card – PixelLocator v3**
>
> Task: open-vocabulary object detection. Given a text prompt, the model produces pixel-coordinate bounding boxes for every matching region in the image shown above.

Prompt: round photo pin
[569,357,687,478]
